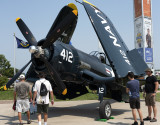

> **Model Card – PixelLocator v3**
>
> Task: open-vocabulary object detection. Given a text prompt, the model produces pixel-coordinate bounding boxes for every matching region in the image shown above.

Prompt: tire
[99,100,111,119]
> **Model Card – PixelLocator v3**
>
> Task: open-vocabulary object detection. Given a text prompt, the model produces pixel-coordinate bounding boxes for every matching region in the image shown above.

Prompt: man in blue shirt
[126,72,144,125]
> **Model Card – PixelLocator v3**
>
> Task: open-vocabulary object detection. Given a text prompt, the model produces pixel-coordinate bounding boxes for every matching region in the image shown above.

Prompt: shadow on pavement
[0,100,131,124]
[112,108,130,116]
[0,114,18,125]
[47,100,131,120]
[0,112,37,124]
[107,122,130,125]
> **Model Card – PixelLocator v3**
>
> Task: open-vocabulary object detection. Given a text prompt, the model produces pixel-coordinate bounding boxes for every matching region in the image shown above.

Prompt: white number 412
[60,49,73,63]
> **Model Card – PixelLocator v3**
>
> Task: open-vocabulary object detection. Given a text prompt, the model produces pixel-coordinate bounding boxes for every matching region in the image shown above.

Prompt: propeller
[6,4,78,96]
[16,18,37,46]
[6,60,32,88]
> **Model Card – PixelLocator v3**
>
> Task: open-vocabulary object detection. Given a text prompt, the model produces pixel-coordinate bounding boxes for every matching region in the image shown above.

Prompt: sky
[0,0,160,73]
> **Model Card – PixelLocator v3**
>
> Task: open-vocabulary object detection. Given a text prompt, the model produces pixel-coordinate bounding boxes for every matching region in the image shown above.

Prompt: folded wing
[83,1,148,78]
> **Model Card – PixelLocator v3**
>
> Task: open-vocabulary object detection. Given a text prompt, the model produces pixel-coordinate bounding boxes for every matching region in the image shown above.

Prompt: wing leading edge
[82,1,148,78]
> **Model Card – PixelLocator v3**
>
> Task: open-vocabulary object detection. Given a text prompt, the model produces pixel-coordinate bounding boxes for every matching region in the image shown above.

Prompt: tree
[0,54,17,78]
[0,54,11,73]
[0,76,8,87]
[3,67,15,78]
[0,54,20,87]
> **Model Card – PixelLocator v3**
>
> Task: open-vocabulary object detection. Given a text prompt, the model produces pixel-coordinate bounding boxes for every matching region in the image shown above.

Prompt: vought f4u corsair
[6,0,148,119]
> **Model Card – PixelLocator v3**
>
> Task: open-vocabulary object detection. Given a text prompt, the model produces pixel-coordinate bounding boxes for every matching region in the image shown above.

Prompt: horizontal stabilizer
[83,1,148,78]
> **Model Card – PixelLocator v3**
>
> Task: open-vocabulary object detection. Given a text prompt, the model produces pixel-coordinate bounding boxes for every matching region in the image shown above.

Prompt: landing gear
[99,100,111,119]
[98,84,112,119]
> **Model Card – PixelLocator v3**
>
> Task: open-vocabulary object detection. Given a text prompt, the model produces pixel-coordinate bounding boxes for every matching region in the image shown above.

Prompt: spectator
[33,73,54,125]
[14,74,32,125]
[143,68,159,122]
[126,72,144,125]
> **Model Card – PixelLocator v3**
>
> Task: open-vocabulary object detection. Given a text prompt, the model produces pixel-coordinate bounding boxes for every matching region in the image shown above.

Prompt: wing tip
[83,0,96,8]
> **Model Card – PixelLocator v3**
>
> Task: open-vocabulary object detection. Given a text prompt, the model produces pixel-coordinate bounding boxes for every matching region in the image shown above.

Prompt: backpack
[40,82,48,96]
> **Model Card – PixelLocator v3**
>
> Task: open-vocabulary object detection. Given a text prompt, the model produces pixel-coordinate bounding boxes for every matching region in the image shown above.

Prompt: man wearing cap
[143,68,159,122]
[14,74,32,125]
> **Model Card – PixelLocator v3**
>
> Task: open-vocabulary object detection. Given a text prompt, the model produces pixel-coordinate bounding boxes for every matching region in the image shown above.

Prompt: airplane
[5,0,148,120]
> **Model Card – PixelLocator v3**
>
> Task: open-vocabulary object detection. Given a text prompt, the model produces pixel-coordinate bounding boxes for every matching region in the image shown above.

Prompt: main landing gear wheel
[99,100,111,120]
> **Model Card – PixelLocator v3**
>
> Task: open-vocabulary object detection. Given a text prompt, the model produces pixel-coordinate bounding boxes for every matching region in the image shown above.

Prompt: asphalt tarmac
[0,99,159,125]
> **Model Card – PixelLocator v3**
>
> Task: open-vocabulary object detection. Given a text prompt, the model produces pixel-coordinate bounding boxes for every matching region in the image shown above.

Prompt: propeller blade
[46,4,78,44]
[6,60,32,88]
[40,56,67,95]
[42,9,78,49]
[16,17,37,46]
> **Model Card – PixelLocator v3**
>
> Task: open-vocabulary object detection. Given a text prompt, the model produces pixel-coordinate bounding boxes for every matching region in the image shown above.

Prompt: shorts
[16,99,30,112]
[129,98,140,109]
[145,93,156,106]
[37,104,49,114]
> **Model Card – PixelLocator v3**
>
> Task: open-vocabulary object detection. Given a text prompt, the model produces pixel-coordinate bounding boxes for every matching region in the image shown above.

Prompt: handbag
[12,100,16,111]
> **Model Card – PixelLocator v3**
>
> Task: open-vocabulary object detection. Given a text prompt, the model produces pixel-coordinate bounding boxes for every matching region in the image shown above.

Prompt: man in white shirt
[33,73,54,125]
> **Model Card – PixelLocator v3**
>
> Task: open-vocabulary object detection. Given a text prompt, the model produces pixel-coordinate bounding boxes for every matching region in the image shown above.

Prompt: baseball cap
[19,74,25,79]
[145,68,152,73]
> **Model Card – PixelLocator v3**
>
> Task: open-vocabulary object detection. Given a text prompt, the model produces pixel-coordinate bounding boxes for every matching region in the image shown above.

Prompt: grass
[140,92,160,102]
[70,92,99,101]
[0,89,99,101]
[0,89,14,100]
[156,93,160,102]
[1,89,160,102]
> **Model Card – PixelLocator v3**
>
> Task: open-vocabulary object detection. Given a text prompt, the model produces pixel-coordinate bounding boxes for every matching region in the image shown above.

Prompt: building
[134,0,154,71]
